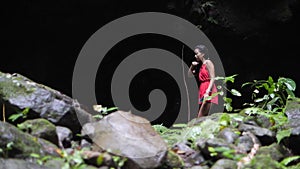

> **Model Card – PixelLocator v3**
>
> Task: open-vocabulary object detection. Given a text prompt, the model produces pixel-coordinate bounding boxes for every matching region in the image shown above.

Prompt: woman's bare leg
[197,102,212,117]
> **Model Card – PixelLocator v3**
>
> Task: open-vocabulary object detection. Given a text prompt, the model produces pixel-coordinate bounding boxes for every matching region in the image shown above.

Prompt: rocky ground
[1,70,300,169]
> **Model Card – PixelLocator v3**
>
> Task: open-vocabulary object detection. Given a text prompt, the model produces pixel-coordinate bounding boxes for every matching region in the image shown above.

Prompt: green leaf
[30,153,40,158]
[8,113,23,122]
[152,124,169,134]
[276,128,291,144]
[280,155,300,166]
[223,97,233,112]
[76,134,83,137]
[41,155,51,162]
[254,95,269,103]
[22,107,30,115]
[96,155,104,166]
[6,142,13,150]
[228,113,245,122]
[8,108,30,122]
[225,104,233,112]
[219,113,230,126]
[225,74,238,83]
[279,77,296,91]
[72,151,84,164]
[242,107,261,116]
[230,89,241,96]
[62,163,70,169]
[93,114,103,119]
[172,123,187,128]
[208,146,215,153]
[76,164,87,169]
[107,107,118,112]
[241,82,253,88]
[215,74,238,83]
[214,76,225,81]
[286,88,295,97]
[268,76,274,84]
[223,97,232,103]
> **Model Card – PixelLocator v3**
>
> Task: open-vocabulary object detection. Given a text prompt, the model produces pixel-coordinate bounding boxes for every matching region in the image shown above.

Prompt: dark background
[1,1,299,121]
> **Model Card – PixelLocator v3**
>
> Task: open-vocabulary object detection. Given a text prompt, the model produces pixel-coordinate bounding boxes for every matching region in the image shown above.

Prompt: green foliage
[241,106,291,143]
[0,141,14,158]
[242,76,296,111]
[192,0,218,26]
[276,129,292,144]
[223,97,233,112]
[246,155,300,169]
[30,147,127,169]
[240,76,296,143]
[152,123,170,135]
[280,155,300,167]
[112,155,127,168]
[153,75,299,168]
[30,148,89,169]
[92,105,118,119]
[154,119,221,149]
[208,146,245,161]
[61,149,87,169]
[218,113,240,128]
[8,107,30,122]
[152,124,185,147]
[30,153,52,166]
[246,154,283,169]
[215,74,242,112]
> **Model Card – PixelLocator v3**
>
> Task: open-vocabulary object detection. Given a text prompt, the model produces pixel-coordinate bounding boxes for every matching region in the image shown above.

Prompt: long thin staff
[181,45,191,122]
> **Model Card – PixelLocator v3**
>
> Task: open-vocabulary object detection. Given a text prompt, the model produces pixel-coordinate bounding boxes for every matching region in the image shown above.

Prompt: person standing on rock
[188,44,218,117]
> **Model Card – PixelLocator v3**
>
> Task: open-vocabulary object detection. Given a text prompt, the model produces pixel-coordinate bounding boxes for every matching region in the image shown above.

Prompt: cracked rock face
[82,110,168,169]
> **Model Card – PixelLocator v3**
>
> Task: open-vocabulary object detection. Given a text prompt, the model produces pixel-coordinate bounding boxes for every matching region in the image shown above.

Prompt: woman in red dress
[188,44,218,117]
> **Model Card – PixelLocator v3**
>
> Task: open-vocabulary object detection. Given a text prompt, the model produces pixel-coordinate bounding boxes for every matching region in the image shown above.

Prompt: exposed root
[237,131,260,169]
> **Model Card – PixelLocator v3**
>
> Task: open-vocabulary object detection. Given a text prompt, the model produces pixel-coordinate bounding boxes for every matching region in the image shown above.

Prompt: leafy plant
[152,124,185,147]
[0,141,14,158]
[280,155,300,168]
[242,76,296,111]
[8,107,30,122]
[92,105,118,119]
[152,123,170,135]
[190,0,219,26]
[30,153,52,166]
[214,74,242,112]
[60,149,88,169]
[30,148,88,169]
[153,119,221,149]
[112,155,127,168]
[208,146,245,161]
[240,76,296,143]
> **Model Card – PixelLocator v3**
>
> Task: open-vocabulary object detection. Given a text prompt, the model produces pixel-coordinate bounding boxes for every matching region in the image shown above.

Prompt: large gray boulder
[0,71,94,134]
[82,110,168,169]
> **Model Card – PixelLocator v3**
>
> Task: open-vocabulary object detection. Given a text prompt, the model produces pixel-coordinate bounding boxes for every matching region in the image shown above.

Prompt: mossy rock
[243,154,283,169]
[18,118,59,146]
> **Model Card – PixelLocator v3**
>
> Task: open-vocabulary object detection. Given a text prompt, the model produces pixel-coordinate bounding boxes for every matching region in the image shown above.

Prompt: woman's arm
[204,60,215,95]
[188,61,199,77]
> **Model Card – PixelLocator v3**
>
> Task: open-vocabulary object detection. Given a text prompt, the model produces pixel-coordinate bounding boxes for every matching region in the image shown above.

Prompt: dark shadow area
[1,0,300,120]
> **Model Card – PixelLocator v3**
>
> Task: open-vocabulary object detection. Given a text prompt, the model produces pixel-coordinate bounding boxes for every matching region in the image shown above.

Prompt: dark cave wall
[1,0,299,109]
